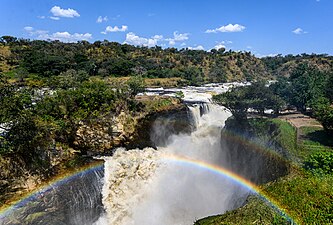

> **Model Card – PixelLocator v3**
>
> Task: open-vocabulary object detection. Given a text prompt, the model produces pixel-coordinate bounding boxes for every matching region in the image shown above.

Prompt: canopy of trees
[213,81,285,121]
[214,63,333,132]
[0,36,271,85]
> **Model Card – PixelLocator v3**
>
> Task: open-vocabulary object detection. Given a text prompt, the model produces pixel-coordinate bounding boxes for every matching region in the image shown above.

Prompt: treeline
[0,35,270,85]
[213,63,333,132]
[262,53,333,77]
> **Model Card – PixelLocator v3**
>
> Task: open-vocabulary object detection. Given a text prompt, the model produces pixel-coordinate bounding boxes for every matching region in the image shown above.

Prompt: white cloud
[23,26,49,38]
[168,40,176,46]
[42,32,92,42]
[50,6,80,18]
[151,35,163,40]
[37,16,46,19]
[166,31,189,45]
[50,16,60,20]
[205,24,246,33]
[188,45,205,50]
[256,53,278,58]
[97,16,108,23]
[24,27,92,42]
[124,32,163,47]
[101,25,128,34]
[292,27,307,34]
[173,31,189,41]
[24,26,34,32]
[213,43,226,50]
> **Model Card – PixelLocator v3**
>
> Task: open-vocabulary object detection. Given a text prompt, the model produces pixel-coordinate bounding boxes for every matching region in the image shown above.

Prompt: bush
[303,151,333,175]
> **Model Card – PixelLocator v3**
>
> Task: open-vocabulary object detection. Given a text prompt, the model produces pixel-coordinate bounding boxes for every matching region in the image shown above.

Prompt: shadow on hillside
[304,130,333,147]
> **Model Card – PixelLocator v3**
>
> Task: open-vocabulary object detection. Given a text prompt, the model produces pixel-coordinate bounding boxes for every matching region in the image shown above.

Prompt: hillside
[262,54,333,77]
[1,36,270,84]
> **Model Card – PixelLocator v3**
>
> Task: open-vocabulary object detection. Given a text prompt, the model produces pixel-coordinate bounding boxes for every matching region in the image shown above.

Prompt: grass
[144,77,185,87]
[299,126,333,147]
[195,195,290,225]
[106,76,185,88]
[271,119,298,156]
[262,170,333,224]
[298,126,333,160]
[139,96,181,112]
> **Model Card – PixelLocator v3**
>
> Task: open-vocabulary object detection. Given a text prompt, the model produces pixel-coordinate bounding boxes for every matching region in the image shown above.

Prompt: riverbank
[195,117,333,224]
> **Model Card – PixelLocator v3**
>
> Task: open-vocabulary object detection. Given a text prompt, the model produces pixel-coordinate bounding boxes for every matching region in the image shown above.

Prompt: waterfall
[96,103,249,225]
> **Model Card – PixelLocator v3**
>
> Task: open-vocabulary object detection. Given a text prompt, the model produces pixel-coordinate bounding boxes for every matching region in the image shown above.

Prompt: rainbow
[1,153,297,224]
[162,153,297,224]
[0,161,104,219]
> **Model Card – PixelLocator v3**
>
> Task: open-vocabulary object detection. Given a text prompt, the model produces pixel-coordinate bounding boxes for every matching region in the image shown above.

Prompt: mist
[97,104,250,225]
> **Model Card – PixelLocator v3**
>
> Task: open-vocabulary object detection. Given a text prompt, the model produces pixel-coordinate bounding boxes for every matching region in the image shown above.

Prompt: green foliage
[213,87,250,121]
[47,69,89,89]
[175,91,184,99]
[263,171,333,224]
[270,63,333,130]
[312,97,333,131]
[194,195,290,225]
[196,117,332,225]
[127,76,145,96]
[269,76,292,104]
[2,36,272,84]
[213,82,285,121]
[0,78,139,159]
[288,64,327,111]
[181,66,204,86]
[304,151,333,175]
[326,73,333,102]
[270,119,298,158]
[300,126,333,147]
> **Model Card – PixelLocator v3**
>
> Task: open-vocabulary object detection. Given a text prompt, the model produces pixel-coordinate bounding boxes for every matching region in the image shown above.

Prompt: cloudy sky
[1,0,332,56]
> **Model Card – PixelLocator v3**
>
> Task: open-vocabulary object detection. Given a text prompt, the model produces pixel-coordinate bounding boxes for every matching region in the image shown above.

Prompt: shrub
[303,151,333,175]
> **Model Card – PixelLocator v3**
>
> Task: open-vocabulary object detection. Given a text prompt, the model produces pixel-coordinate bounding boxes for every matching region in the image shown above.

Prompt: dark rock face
[220,120,290,185]
[126,105,192,149]
[1,166,104,225]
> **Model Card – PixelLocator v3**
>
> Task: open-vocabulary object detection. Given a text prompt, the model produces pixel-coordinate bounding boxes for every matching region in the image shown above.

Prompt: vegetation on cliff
[0,72,182,205]
[202,64,333,224]
[213,64,333,132]
[195,119,333,224]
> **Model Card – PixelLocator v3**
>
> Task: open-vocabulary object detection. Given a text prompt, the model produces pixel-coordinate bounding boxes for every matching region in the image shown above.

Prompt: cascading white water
[95,102,250,225]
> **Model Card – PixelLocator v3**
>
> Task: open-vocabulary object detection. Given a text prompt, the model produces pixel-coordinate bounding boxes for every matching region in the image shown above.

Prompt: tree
[213,82,285,121]
[269,76,292,104]
[208,65,227,83]
[213,86,249,121]
[312,97,333,132]
[127,76,145,96]
[181,67,204,86]
[48,69,89,89]
[325,73,333,102]
[289,64,327,111]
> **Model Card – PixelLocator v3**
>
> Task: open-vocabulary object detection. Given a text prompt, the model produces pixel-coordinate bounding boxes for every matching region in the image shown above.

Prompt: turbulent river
[1,83,254,225]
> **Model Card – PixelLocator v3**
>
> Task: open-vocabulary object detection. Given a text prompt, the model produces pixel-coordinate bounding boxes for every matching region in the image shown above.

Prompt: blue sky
[1,0,332,56]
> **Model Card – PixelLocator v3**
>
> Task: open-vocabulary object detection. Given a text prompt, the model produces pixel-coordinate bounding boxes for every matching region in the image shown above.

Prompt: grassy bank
[195,118,333,225]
